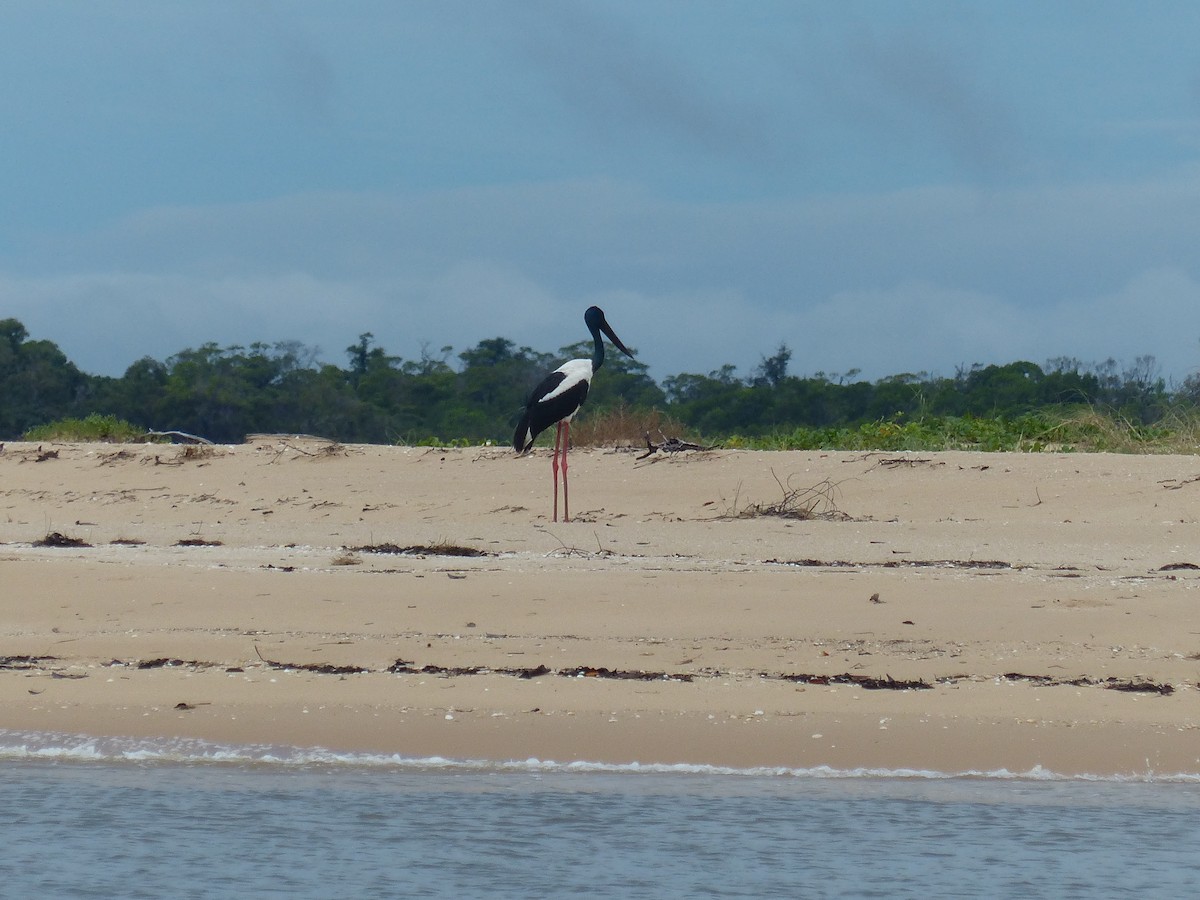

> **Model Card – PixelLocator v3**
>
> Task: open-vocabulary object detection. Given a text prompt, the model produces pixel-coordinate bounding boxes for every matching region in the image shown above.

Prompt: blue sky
[4,1,1200,386]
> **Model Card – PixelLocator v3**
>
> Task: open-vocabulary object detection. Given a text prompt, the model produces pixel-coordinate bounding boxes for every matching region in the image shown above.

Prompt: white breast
[542,359,594,402]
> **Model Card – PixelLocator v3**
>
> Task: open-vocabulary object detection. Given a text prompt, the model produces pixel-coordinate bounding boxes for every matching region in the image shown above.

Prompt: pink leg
[551,422,563,522]
[561,421,570,523]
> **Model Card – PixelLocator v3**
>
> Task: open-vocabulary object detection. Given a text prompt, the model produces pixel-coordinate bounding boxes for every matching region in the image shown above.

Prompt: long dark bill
[599,318,635,358]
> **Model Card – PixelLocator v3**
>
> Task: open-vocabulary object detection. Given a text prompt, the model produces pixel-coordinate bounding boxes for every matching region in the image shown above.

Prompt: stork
[513,306,635,522]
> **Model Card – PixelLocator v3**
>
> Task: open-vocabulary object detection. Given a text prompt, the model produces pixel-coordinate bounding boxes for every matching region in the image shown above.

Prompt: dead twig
[723,471,851,521]
[263,440,348,463]
[1161,474,1200,490]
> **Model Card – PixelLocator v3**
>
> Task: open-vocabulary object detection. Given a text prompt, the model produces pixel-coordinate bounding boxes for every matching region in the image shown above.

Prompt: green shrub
[23,413,146,443]
[720,410,1200,454]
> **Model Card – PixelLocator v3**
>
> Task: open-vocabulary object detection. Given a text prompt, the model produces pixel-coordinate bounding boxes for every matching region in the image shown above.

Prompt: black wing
[513,372,590,452]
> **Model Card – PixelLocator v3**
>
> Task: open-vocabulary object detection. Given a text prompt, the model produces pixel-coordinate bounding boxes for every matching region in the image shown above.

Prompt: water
[2,731,1199,899]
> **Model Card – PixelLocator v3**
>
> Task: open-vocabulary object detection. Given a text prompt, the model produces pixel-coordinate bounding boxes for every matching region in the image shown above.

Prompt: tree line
[1,317,1194,445]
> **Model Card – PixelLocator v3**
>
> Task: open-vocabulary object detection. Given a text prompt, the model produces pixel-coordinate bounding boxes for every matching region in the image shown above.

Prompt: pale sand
[2,437,1199,776]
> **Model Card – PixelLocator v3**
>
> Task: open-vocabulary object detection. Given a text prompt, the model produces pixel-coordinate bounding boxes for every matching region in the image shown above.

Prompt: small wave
[2,728,1198,783]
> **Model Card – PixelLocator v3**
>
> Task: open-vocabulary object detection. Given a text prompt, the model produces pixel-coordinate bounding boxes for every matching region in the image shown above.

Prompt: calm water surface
[1,732,1199,898]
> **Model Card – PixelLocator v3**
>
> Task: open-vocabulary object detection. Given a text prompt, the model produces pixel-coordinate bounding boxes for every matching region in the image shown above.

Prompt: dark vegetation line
[1,654,1174,694]
[2,317,1197,449]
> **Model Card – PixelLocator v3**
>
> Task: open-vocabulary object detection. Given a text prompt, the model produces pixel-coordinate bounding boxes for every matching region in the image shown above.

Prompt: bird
[513,306,635,522]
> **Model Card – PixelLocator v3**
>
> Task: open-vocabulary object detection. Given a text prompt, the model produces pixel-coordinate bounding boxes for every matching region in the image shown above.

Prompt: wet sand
[2,437,1199,775]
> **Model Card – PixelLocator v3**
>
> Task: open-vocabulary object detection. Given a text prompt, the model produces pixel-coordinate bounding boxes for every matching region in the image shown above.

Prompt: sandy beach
[2,437,1199,776]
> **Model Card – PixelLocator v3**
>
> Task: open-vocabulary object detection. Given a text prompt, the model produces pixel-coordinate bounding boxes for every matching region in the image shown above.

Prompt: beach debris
[1159,474,1200,490]
[768,557,1014,570]
[559,665,694,682]
[144,430,213,445]
[33,531,91,548]
[39,648,1176,700]
[1158,562,1200,571]
[540,530,619,559]
[636,433,716,460]
[175,538,223,547]
[877,457,937,468]
[1105,679,1175,695]
[722,472,851,521]
[258,438,348,462]
[153,444,219,465]
[134,658,221,670]
[252,644,368,675]
[97,448,139,465]
[777,672,931,690]
[1001,672,1174,694]
[388,660,552,679]
[274,660,368,675]
[348,542,489,557]
[0,655,58,670]
[138,658,187,669]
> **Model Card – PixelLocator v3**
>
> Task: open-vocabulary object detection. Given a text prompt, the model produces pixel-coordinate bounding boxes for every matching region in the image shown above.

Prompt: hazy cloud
[4,3,1200,390]
[5,166,1200,384]
[509,1,772,164]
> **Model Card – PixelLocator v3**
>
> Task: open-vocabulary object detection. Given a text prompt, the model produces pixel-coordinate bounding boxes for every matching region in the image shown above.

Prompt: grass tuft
[570,403,698,448]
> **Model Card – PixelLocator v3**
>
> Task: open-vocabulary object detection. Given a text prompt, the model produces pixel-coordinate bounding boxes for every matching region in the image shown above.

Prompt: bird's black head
[584,306,634,359]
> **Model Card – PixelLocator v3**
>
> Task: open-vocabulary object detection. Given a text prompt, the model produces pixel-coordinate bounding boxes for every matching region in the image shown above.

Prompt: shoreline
[3,439,1199,778]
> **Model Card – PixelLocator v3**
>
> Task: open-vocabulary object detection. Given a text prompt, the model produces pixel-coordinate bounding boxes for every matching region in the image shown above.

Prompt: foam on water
[5,732,1200,898]
[3,727,1198,782]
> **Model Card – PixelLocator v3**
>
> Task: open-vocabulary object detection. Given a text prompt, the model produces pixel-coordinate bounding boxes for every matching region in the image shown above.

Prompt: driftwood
[637,433,715,460]
[143,430,213,445]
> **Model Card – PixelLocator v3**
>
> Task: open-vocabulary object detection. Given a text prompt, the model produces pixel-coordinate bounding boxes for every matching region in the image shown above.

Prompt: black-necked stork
[513,306,635,522]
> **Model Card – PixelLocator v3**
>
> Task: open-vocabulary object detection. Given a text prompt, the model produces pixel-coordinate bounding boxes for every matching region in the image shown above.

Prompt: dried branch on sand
[723,470,851,521]
[637,432,718,460]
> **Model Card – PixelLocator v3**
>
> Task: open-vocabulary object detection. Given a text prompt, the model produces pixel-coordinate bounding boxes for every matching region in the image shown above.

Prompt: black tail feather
[513,411,534,453]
